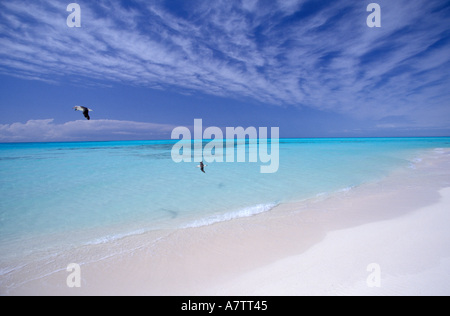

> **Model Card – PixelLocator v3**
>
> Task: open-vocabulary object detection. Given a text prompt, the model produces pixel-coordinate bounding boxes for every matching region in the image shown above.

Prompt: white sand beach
[7,149,450,296]
[206,186,450,296]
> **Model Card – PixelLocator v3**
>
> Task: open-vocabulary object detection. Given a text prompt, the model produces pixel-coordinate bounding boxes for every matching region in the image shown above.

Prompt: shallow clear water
[0,137,449,279]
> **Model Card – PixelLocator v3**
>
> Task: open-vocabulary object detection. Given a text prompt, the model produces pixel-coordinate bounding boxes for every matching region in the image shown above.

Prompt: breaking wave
[182,202,278,228]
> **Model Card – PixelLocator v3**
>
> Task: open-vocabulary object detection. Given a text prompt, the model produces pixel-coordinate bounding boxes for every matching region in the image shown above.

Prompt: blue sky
[0,0,449,142]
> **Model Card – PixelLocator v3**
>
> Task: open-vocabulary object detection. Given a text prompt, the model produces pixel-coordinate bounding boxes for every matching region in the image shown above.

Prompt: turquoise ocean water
[1,137,449,285]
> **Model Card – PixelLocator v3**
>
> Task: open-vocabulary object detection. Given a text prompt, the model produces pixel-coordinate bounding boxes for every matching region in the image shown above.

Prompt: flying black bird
[73,106,93,120]
[198,161,207,173]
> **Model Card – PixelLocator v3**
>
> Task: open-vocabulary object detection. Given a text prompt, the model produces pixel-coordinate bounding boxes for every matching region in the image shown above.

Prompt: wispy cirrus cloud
[0,0,449,130]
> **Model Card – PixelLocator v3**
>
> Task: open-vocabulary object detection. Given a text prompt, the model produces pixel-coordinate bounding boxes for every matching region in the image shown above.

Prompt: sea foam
[182,202,278,228]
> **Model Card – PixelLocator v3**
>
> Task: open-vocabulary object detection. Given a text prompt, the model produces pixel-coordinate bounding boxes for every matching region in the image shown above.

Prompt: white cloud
[0,0,449,129]
[0,119,176,142]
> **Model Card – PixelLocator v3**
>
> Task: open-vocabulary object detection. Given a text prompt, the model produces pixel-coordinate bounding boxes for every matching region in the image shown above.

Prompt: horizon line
[1,135,450,145]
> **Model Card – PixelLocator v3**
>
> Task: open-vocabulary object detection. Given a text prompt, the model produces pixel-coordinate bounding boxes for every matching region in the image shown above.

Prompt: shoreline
[4,148,450,295]
[207,185,450,295]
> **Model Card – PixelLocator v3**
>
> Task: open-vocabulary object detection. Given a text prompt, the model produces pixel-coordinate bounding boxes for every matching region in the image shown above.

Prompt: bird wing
[83,109,90,120]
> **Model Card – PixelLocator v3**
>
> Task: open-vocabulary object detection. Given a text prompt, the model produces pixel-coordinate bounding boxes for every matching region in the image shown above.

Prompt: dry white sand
[205,187,450,296]
[6,149,450,296]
